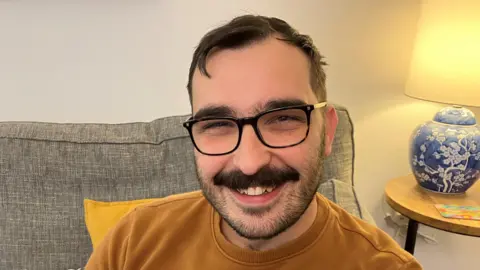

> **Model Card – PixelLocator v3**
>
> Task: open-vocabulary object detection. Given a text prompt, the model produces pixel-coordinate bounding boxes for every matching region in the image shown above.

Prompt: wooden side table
[384,174,480,254]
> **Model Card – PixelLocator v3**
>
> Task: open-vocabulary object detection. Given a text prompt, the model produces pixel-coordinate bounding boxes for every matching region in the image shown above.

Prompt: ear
[323,105,338,157]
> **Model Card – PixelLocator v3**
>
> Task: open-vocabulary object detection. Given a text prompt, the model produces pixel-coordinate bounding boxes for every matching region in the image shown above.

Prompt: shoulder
[131,190,209,223]
[136,190,206,211]
[86,191,210,269]
[322,196,422,269]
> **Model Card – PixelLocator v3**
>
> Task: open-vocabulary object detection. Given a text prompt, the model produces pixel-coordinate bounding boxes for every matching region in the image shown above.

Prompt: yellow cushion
[84,198,158,249]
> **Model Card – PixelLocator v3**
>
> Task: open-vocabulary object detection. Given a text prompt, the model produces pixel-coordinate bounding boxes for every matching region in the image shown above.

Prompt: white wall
[1,1,479,269]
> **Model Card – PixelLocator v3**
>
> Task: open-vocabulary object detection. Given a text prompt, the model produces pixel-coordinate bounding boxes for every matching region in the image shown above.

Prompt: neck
[221,197,318,251]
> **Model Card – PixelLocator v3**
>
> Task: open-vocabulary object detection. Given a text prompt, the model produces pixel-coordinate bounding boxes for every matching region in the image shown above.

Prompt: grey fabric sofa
[0,104,374,270]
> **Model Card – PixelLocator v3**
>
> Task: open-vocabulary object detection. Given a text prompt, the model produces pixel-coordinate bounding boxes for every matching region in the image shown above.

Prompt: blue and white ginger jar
[410,106,480,193]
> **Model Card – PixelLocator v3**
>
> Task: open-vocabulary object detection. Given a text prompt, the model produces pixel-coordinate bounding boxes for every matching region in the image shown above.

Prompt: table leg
[405,219,419,254]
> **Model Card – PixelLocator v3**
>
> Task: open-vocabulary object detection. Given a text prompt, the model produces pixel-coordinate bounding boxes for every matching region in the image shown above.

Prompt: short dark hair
[186,15,327,105]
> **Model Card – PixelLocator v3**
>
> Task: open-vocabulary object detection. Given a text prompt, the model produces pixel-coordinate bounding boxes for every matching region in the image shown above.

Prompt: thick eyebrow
[193,105,235,119]
[260,98,308,113]
[193,98,307,119]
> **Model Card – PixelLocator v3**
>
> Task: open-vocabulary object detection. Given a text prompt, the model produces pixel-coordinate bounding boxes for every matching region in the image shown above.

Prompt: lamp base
[409,106,480,194]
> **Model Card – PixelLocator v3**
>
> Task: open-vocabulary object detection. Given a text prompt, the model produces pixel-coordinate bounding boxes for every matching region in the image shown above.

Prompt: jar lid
[433,106,476,125]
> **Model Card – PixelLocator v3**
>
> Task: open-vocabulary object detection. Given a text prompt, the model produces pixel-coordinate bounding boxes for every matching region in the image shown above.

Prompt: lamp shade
[405,0,480,107]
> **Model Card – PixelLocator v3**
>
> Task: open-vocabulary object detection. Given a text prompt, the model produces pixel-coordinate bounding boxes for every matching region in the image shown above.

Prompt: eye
[193,119,238,136]
[263,114,306,125]
[201,120,236,130]
[270,115,304,123]
[259,109,308,132]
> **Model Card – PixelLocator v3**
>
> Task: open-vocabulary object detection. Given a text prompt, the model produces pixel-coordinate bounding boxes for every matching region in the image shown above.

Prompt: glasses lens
[191,119,239,154]
[258,109,308,147]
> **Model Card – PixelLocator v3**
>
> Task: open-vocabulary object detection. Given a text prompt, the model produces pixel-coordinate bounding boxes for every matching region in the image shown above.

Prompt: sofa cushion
[319,179,375,225]
[84,198,158,249]
[0,104,355,270]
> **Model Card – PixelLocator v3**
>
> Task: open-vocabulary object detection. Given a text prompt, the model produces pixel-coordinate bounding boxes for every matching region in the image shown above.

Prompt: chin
[227,210,295,240]
[223,192,300,240]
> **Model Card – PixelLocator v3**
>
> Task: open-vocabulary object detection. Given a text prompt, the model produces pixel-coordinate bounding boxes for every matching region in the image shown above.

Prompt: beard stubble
[197,134,326,240]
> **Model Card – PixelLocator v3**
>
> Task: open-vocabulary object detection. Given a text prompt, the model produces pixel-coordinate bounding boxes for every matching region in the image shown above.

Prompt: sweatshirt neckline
[211,194,332,265]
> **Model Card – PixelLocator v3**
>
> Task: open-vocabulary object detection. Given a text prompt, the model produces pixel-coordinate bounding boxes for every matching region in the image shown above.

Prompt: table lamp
[406,0,480,194]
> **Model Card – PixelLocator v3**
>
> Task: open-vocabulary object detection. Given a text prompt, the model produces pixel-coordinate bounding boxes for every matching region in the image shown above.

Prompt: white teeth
[237,186,276,196]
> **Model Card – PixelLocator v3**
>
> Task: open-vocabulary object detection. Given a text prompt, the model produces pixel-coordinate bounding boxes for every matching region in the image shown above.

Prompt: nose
[232,125,271,175]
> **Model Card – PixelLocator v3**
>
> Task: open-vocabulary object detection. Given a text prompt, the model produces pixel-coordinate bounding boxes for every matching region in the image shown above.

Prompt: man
[86,15,423,269]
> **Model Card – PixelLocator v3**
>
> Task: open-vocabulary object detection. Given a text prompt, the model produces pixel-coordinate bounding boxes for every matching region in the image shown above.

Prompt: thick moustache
[213,166,300,190]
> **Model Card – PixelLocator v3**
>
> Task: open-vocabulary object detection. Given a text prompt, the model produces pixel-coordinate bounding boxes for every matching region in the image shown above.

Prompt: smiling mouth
[230,183,286,206]
[236,186,277,196]
[230,183,285,206]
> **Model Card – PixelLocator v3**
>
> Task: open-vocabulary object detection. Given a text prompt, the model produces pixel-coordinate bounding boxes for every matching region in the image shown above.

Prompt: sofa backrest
[0,104,354,270]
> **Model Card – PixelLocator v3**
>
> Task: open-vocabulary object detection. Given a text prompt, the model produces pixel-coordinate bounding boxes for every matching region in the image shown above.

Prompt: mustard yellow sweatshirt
[86,191,422,270]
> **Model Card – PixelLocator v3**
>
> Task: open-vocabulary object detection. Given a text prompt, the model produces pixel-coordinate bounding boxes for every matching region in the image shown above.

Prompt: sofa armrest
[318,179,376,226]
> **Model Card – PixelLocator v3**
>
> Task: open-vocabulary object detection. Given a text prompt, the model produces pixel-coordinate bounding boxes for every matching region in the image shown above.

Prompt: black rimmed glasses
[183,102,327,156]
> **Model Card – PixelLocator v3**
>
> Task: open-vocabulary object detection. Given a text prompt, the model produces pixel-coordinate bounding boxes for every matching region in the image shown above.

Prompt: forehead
[191,37,315,115]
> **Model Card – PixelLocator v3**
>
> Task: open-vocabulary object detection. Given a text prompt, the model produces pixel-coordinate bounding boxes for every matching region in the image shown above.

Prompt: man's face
[191,37,336,240]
